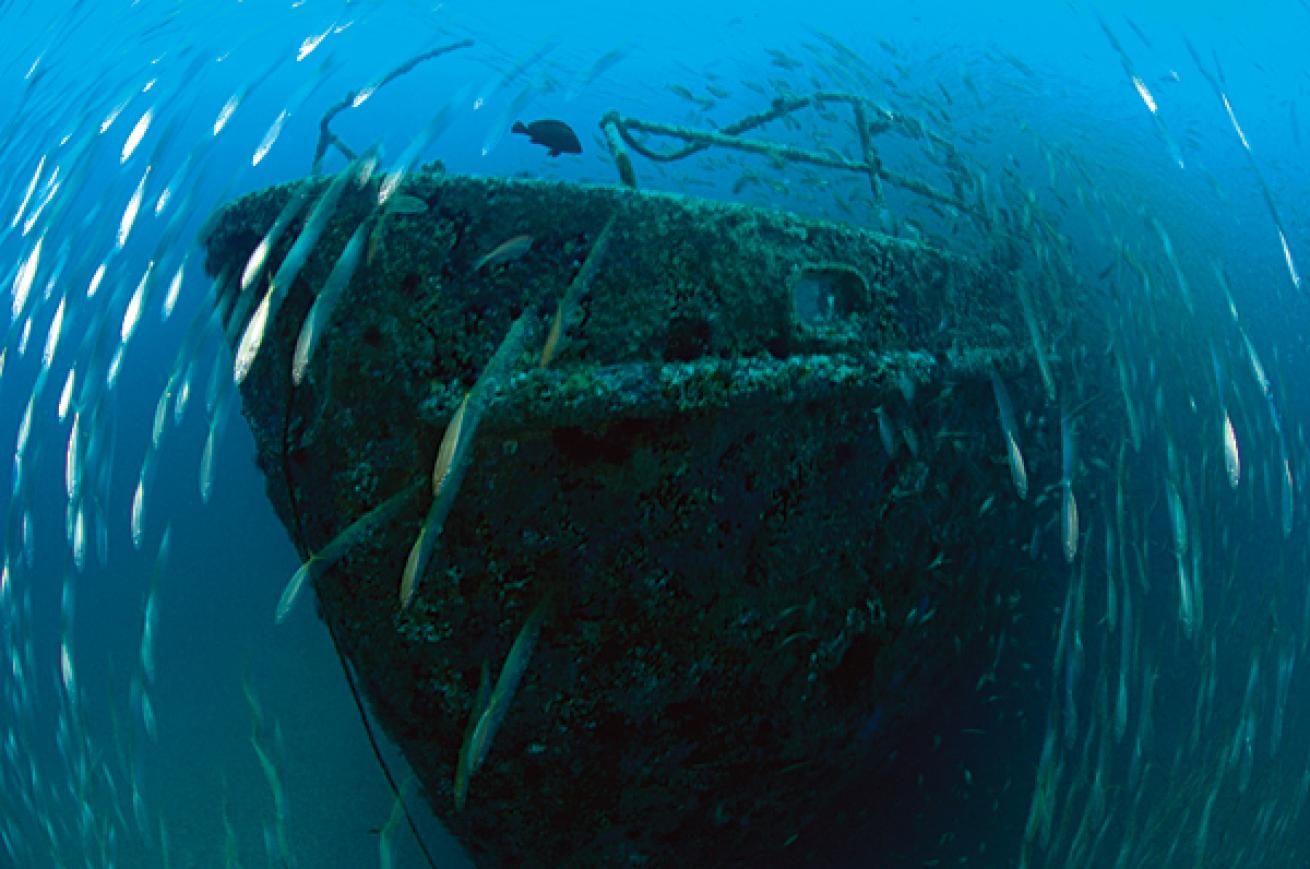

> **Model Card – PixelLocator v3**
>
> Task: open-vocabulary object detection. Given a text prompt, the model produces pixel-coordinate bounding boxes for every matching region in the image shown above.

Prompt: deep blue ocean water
[1,1,1308,866]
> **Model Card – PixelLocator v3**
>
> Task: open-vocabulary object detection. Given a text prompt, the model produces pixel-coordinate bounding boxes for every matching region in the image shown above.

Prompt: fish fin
[547,149,560,157]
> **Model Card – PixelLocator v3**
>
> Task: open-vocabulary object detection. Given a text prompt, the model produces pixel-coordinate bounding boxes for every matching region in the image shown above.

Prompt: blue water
[1,0,1308,866]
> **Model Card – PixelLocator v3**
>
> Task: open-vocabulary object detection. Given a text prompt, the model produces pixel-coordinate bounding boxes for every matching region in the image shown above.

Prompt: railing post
[600,112,638,189]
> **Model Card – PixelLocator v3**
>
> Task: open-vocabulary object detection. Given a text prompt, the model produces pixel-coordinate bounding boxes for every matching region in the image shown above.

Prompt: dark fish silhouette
[511,119,582,157]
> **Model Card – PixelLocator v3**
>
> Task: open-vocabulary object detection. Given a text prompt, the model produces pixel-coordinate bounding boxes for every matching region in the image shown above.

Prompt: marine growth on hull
[202,71,1104,865]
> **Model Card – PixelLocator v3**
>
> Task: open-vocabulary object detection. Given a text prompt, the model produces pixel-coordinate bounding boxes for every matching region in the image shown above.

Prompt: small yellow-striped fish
[539,304,564,367]
[400,314,537,608]
[455,594,552,810]
[383,193,428,215]
[537,217,613,366]
[473,234,532,271]
[432,394,470,496]
[276,479,424,623]
[453,662,491,812]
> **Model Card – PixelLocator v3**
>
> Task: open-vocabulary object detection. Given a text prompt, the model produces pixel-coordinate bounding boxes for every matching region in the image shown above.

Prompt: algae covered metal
[201,166,1107,865]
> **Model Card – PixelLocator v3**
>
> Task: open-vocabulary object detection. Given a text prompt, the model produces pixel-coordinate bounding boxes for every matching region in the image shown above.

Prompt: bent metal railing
[310,46,980,233]
[599,91,978,220]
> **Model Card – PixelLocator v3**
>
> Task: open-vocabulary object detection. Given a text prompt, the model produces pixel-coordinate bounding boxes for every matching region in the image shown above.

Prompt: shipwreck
[199,67,1114,865]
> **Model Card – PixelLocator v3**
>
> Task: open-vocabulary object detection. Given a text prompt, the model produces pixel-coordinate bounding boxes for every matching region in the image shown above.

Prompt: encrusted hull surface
[202,171,1099,866]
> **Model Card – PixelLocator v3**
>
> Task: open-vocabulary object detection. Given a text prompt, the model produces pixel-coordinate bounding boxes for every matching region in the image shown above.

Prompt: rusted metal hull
[202,170,1093,865]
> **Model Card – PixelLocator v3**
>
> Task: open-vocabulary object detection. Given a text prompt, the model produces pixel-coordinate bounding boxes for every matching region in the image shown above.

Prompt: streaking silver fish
[1212,347,1240,489]
[989,369,1028,500]
[1114,590,1130,743]
[130,449,159,550]
[116,167,150,250]
[874,406,895,456]
[199,388,233,504]
[1176,556,1193,638]
[1152,218,1193,312]
[1215,414,1236,490]
[1015,277,1055,404]
[291,217,371,386]
[1060,401,1077,563]
[234,155,366,385]
[1165,479,1187,557]
[138,526,171,687]
[1061,487,1079,565]
[377,93,462,202]
[239,184,311,292]
[1281,455,1295,538]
